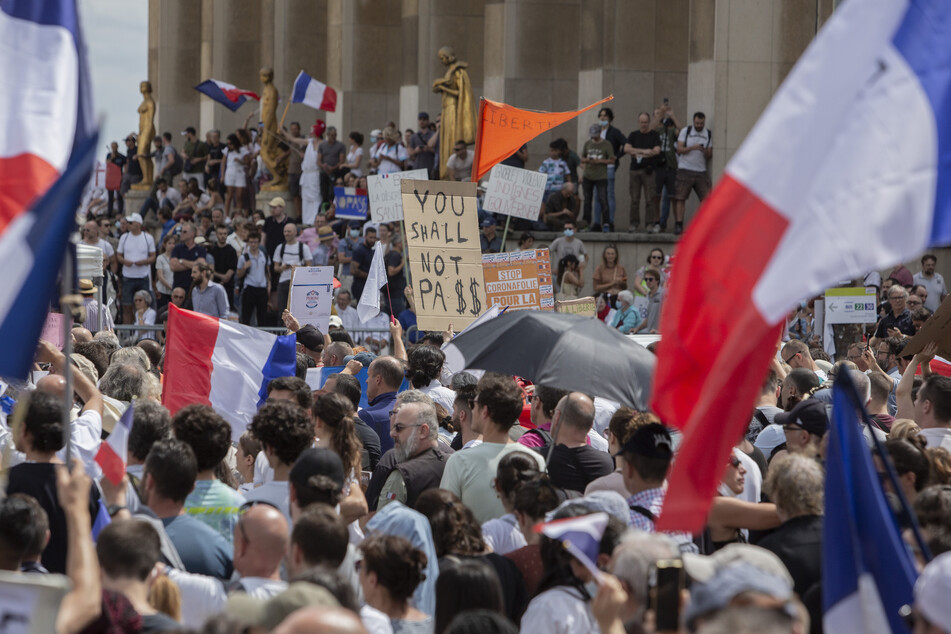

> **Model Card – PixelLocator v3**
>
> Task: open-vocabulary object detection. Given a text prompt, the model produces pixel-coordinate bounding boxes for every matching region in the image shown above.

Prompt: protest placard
[482,249,554,311]
[824,287,878,324]
[0,569,70,634]
[401,180,487,331]
[41,313,67,349]
[288,266,335,331]
[333,186,369,220]
[555,296,596,316]
[903,293,951,358]
[367,168,429,223]
[482,164,547,221]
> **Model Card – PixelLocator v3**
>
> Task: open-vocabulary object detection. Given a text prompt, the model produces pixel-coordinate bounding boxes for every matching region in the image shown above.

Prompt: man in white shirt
[913,253,948,312]
[446,141,473,181]
[916,375,951,451]
[673,112,713,235]
[81,219,116,275]
[373,128,408,175]
[440,373,545,523]
[117,213,156,325]
[274,222,313,313]
[334,290,361,340]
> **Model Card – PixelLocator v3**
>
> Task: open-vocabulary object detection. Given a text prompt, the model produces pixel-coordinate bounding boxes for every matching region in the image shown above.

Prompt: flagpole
[60,252,75,464]
[499,215,512,252]
[278,99,292,132]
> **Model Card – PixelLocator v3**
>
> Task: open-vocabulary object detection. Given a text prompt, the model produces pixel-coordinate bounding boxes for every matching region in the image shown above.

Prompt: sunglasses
[391,423,422,434]
[644,278,657,282]
[650,255,663,260]
[729,456,741,468]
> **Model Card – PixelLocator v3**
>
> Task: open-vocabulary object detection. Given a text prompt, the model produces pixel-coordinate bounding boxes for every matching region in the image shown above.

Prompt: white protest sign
[367,169,429,223]
[825,287,878,324]
[0,569,70,634]
[482,164,547,221]
[288,266,335,332]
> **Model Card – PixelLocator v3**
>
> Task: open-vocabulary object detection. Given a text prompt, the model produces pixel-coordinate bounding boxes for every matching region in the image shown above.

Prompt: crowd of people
[4,242,951,632]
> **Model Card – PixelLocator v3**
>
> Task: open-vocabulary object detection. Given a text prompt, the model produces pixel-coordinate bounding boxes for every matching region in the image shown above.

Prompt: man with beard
[376,391,452,510]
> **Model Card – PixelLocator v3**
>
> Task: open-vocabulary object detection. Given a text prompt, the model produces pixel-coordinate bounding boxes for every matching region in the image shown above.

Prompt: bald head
[556,392,596,433]
[273,607,367,634]
[72,327,93,343]
[235,504,289,577]
[35,375,67,398]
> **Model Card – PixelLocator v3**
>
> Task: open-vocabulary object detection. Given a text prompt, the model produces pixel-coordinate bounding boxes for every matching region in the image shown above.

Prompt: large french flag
[291,71,337,113]
[194,79,260,112]
[0,0,97,381]
[162,305,297,440]
[653,0,951,532]
[95,400,134,485]
[823,373,917,633]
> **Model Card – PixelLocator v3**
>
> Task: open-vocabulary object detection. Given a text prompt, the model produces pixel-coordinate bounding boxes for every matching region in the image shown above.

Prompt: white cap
[754,423,786,456]
[126,213,143,225]
[916,551,951,626]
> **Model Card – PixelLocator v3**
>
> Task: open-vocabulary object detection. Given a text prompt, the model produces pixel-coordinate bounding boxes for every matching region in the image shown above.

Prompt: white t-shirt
[440,442,546,524]
[226,146,249,177]
[275,241,313,284]
[375,143,409,175]
[677,126,711,172]
[118,231,156,278]
[94,238,115,259]
[347,147,364,178]
[481,513,526,555]
[521,587,599,634]
[446,151,474,181]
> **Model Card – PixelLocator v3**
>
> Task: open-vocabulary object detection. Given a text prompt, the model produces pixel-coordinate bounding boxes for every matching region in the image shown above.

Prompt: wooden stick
[499,215,512,252]
[278,99,292,132]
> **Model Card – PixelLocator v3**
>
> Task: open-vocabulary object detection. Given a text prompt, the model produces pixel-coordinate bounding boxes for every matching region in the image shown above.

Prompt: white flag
[357,242,389,323]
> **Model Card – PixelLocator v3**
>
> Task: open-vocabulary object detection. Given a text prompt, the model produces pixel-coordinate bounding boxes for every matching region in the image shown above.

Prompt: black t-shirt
[207,243,238,285]
[206,142,225,174]
[6,462,101,575]
[626,129,662,170]
[547,444,615,494]
[354,416,382,472]
[500,144,528,168]
[141,612,182,633]
[170,243,207,290]
[385,250,406,295]
[264,216,290,258]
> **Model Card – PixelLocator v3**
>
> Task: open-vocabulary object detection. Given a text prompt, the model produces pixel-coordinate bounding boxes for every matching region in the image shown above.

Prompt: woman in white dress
[223,133,249,216]
[343,131,365,178]
[300,125,323,225]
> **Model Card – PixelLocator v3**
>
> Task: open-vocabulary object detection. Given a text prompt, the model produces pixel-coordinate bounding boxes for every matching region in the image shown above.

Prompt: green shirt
[184,479,245,545]
[582,139,614,182]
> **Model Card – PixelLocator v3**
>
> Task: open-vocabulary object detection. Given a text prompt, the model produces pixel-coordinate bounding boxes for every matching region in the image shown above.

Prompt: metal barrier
[111,324,393,336]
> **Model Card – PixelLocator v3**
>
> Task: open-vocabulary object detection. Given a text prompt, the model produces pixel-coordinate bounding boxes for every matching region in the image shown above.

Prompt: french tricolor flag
[194,79,260,112]
[536,512,608,581]
[291,71,337,113]
[161,305,296,440]
[95,400,134,485]
[653,0,951,532]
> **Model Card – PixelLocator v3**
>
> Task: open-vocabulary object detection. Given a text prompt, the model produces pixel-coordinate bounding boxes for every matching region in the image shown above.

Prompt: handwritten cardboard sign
[367,168,429,223]
[555,296,596,316]
[333,186,369,220]
[482,164,547,221]
[401,180,487,331]
[903,293,951,358]
[482,249,554,311]
[288,266,335,332]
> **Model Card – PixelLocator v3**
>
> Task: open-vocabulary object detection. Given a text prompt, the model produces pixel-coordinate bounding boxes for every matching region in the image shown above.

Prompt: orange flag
[470,95,614,182]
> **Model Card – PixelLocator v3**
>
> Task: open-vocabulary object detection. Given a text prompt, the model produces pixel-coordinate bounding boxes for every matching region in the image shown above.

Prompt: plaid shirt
[627,485,699,554]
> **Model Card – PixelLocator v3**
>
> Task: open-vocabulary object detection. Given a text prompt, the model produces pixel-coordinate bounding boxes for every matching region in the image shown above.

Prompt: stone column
[273,0,328,132]
[147,0,202,142]
[210,0,267,135]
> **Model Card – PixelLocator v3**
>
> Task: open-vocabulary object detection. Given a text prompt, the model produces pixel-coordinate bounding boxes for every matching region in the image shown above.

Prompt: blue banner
[334,187,369,220]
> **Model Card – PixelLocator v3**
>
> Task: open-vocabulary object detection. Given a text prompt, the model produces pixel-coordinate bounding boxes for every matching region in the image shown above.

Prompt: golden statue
[432,47,476,179]
[259,67,288,191]
[131,80,156,190]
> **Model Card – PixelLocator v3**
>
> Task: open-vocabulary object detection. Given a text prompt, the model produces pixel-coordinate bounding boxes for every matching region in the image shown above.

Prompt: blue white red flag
[291,71,337,112]
[536,512,608,581]
[653,0,951,531]
[95,400,134,485]
[0,0,97,381]
[161,305,296,440]
[194,79,260,112]
[823,372,917,633]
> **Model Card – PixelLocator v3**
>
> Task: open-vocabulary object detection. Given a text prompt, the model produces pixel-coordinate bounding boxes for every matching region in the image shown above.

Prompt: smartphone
[649,559,684,632]
[663,97,669,105]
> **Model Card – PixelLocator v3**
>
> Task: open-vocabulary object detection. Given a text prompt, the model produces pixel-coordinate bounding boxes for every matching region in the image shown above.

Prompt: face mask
[370,136,378,143]
[349,229,360,238]
[599,119,608,127]
[564,229,574,238]
[584,580,599,599]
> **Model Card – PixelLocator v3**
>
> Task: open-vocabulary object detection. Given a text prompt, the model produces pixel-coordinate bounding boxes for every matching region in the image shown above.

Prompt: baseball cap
[348,219,363,228]
[328,315,343,329]
[126,213,143,225]
[589,123,602,136]
[295,324,323,352]
[181,126,196,135]
[774,398,828,437]
[684,563,795,628]
[370,128,382,137]
[289,448,346,493]
[481,217,497,227]
[915,551,951,627]
[343,351,376,367]
[753,423,787,455]
[615,423,673,459]
[268,197,286,207]
[418,112,430,120]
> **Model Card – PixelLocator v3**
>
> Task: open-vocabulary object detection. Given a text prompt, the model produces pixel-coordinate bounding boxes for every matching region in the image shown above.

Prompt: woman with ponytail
[406,345,456,412]
[359,534,433,633]
[482,452,542,555]
[312,392,368,523]
[504,477,563,596]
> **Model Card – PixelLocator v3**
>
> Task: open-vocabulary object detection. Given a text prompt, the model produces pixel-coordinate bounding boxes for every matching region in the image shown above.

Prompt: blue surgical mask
[564,229,574,238]
[584,580,599,599]
[599,119,608,127]
[349,229,360,238]
[370,136,378,143]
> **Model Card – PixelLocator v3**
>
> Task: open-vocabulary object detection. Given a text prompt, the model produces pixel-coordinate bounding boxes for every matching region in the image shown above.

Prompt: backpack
[681,125,711,147]
[525,427,553,456]
[278,242,304,264]
[168,148,184,176]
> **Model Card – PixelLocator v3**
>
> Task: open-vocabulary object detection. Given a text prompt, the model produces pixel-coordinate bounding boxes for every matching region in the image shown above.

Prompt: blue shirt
[162,514,233,579]
[610,305,640,334]
[191,281,230,318]
[359,391,399,453]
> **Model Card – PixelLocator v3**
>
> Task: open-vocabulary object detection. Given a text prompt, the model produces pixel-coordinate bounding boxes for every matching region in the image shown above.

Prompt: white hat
[126,213,143,225]
[753,423,787,456]
[915,551,951,626]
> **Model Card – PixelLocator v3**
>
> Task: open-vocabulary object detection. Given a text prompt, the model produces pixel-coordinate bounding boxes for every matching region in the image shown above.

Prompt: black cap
[289,448,345,492]
[774,399,828,437]
[295,324,323,352]
[615,423,673,459]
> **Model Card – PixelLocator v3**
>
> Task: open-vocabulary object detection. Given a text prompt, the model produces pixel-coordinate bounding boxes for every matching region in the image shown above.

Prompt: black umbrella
[442,310,654,408]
